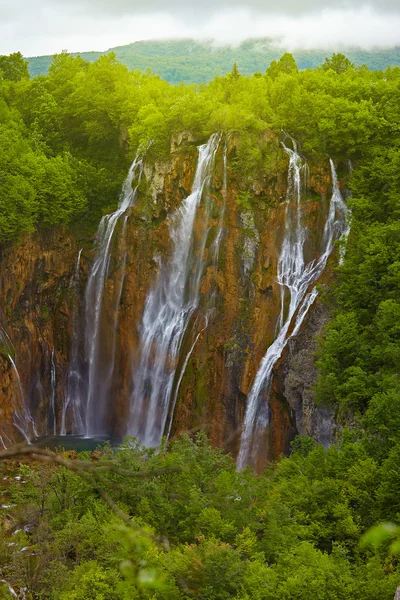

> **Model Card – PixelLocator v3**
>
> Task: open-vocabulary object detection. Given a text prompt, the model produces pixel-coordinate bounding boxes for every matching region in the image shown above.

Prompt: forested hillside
[1,49,400,598]
[27,38,400,83]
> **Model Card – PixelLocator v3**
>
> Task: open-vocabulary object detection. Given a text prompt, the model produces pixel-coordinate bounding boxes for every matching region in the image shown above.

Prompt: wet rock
[280,301,336,447]
[0,133,342,462]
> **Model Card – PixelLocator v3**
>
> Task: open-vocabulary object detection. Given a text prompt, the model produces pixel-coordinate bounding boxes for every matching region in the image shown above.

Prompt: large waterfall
[1,132,349,462]
[237,140,348,470]
[60,155,144,438]
[128,133,223,447]
[83,154,144,436]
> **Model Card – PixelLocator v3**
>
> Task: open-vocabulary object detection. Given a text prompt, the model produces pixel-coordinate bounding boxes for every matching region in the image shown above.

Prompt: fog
[1,1,399,56]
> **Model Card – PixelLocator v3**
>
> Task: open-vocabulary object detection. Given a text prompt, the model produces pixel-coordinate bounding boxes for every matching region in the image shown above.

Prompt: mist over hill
[27,38,400,83]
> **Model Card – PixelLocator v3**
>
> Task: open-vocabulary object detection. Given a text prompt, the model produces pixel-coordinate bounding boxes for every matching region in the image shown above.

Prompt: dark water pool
[32,435,115,452]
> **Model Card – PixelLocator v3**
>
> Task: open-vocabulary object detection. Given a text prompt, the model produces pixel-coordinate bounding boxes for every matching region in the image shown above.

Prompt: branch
[0,443,173,546]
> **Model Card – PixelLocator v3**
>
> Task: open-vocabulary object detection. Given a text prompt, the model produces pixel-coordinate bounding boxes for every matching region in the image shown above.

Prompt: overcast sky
[1,0,400,57]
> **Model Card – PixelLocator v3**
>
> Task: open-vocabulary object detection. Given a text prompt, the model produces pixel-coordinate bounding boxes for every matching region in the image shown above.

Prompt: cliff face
[0,231,80,445]
[0,132,339,462]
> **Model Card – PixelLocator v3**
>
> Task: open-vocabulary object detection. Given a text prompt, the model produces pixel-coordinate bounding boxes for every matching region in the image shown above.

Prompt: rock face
[0,132,343,463]
[274,302,336,448]
[0,230,80,445]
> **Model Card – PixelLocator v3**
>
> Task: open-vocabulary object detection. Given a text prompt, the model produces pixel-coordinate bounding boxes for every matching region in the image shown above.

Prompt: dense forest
[1,48,400,598]
[26,39,400,84]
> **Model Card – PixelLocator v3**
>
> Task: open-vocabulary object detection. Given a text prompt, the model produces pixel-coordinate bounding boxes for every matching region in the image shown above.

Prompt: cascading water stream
[212,139,228,267]
[166,141,228,443]
[330,158,351,265]
[237,140,348,470]
[84,154,144,437]
[62,249,84,435]
[49,348,57,435]
[0,328,37,443]
[9,356,33,443]
[129,133,222,447]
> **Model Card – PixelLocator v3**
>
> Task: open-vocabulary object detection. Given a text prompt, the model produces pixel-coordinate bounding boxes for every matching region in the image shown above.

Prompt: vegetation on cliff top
[1,49,399,242]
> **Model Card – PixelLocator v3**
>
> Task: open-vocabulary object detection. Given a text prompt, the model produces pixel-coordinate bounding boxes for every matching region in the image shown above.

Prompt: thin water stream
[237,141,348,470]
[84,155,144,436]
[0,328,37,444]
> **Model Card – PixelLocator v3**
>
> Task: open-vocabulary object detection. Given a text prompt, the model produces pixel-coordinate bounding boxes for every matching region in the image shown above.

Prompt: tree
[0,52,29,81]
[322,53,354,74]
[266,53,298,78]
[230,62,241,79]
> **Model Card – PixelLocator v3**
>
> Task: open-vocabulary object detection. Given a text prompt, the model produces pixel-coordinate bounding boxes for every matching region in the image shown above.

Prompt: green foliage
[1,434,400,599]
[322,53,355,74]
[55,561,121,600]
[361,522,400,553]
[2,47,400,242]
[0,52,29,81]
[0,122,86,242]
[316,146,400,424]
[26,40,400,84]
[266,53,298,78]
[230,62,241,79]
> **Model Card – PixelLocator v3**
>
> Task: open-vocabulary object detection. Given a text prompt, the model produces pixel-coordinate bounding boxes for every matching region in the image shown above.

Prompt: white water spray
[84,155,144,436]
[237,141,348,470]
[62,249,84,435]
[50,348,57,435]
[0,328,37,443]
[129,133,222,447]
[9,355,37,443]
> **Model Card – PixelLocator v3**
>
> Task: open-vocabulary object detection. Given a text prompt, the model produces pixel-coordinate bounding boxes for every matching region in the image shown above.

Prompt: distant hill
[27,39,400,84]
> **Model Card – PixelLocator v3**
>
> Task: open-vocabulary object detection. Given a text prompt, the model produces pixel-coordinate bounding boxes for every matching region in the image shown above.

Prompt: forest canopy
[26,39,400,83]
[1,49,399,241]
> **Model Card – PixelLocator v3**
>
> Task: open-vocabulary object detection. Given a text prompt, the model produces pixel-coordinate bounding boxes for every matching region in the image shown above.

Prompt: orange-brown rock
[0,133,345,464]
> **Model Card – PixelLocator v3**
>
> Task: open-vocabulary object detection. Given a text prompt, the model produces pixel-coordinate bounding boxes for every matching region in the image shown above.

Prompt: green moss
[237,191,252,211]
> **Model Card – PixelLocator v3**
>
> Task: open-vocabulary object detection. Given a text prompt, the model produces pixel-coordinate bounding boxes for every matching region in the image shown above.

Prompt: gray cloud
[0,1,400,57]
[50,0,400,17]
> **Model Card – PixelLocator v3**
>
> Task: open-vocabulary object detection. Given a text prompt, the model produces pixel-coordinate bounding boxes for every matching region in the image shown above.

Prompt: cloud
[0,1,400,57]
[42,0,400,18]
[200,6,400,49]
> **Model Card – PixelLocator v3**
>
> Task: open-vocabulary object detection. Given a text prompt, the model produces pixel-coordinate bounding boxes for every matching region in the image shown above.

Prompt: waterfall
[329,158,350,265]
[62,249,84,435]
[129,133,222,447]
[84,154,144,437]
[10,356,37,443]
[212,139,228,267]
[0,328,37,443]
[165,314,210,442]
[49,348,57,435]
[237,140,348,470]
[166,140,228,443]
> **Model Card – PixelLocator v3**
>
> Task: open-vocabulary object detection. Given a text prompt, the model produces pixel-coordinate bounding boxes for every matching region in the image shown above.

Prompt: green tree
[230,62,241,79]
[0,52,29,81]
[266,53,298,78]
[322,53,355,74]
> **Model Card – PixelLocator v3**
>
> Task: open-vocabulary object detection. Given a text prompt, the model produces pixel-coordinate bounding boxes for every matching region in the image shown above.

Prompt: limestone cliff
[0,132,344,463]
[0,231,80,445]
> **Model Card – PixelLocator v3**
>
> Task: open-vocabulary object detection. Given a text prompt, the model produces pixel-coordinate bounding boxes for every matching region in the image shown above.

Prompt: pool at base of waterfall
[32,434,115,452]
